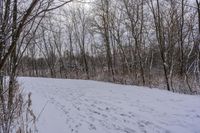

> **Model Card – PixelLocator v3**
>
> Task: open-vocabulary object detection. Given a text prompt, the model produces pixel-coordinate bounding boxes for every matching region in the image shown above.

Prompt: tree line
[11,0,200,94]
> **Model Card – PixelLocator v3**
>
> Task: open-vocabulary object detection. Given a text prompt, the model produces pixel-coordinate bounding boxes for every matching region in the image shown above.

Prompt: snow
[19,77,200,133]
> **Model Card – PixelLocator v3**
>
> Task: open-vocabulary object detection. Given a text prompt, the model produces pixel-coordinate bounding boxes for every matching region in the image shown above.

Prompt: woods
[13,0,199,93]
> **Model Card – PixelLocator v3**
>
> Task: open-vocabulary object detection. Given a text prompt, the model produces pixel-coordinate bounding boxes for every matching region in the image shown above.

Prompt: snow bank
[19,77,200,133]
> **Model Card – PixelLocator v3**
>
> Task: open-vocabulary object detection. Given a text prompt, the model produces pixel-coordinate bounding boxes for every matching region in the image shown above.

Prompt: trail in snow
[19,77,200,133]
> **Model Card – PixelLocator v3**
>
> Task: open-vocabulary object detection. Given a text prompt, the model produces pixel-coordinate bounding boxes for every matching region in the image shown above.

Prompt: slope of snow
[19,77,200,133]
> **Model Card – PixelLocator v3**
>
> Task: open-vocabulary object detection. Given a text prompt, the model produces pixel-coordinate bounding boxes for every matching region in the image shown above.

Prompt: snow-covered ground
[19,77,200,133]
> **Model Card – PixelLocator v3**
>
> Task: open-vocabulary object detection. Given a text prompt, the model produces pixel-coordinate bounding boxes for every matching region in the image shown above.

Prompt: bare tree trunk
[149,0,171,91]
[102,0,115,81]
[196,0,200,89]
[8,0,18,109]
[0,0,4,94]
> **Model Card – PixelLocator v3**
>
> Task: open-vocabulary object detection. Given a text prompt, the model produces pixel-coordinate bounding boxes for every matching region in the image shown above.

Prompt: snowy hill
[19,77,200,133]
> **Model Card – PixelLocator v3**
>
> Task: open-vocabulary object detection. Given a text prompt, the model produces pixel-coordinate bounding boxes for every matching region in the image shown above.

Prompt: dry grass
[0,77,37,133]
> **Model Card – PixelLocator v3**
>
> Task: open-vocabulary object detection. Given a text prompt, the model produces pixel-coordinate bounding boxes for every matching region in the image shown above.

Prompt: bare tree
[93,0,115,81]
[71,7,90,79]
